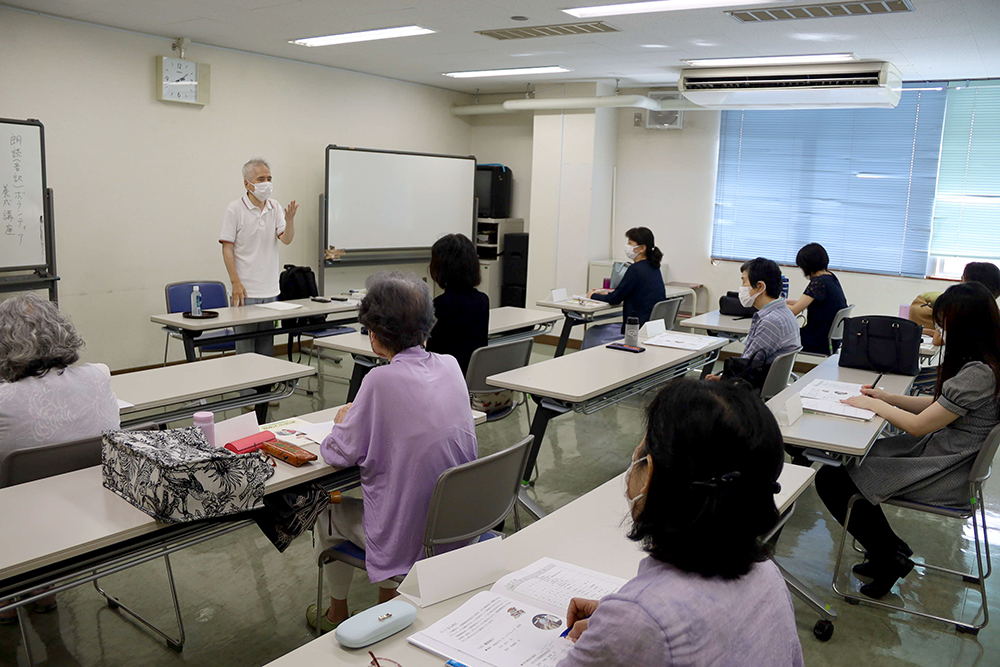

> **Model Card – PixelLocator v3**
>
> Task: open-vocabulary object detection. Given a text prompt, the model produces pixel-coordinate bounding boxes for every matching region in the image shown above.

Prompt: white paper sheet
[398,537,506,608]
[116,398,134,410]
[643,331,715,351]
[641,319,666,338]
[800,397,875,421]
[259,417,314,447]
[493,558,626,613]
[296,420,336,444]
[409,592,573,667]
[571,295,606,306]
[550,288,567,303]
[256,301,301,311]
[799,379,865,402]
[214,412,259,447]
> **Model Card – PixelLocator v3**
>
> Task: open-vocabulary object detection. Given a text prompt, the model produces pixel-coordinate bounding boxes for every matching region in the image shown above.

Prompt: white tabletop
[112,354,315,414]
[0,406,485,582]
[487,335,728,403]
[151,298,359,332]
[765,354,915,456]
[314,307,561,356]
[265,463,815,666]
[536,286,690,316]
[681,309,753,335]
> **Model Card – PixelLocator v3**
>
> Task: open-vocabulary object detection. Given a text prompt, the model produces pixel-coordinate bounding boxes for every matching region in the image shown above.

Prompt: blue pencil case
[335,599,418,649]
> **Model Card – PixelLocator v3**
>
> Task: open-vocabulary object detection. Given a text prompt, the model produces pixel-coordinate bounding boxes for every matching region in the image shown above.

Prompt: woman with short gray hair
[0,294,119,620]
[307,272,478,632]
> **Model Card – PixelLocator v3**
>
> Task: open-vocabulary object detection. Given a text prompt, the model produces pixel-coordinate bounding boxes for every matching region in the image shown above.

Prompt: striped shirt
[742,298,801,364]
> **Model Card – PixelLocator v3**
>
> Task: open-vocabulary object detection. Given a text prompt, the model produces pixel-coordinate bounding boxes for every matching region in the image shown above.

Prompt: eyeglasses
[368,658,402,667]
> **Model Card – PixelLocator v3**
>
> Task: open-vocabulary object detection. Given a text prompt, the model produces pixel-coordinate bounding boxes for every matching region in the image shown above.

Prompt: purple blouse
[557,556,804,667]
[320,347,477,582]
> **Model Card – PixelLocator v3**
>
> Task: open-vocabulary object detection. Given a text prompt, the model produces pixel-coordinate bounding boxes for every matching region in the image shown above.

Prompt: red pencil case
[224,431,276,454]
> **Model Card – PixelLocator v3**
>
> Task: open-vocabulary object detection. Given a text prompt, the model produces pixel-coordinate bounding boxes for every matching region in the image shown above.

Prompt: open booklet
[798,380,875,421]
[408,558,626,667]
[643,330,716,351]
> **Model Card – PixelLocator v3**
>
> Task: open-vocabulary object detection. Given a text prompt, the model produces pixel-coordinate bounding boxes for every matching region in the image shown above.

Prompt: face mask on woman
[625,244,639,261]
[623,456,648,513]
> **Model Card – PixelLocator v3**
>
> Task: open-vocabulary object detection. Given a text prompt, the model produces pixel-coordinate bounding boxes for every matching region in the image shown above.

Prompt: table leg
[181,333,197,362]
[254,385,271,424]
[522,400,570,484]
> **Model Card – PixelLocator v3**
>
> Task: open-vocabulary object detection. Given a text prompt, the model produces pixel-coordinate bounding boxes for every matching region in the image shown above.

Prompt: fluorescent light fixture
[904,87,944,92]
[290,25,435,47]
[443,66,571,79]
[564,0,787,19]
[683,53,856,67]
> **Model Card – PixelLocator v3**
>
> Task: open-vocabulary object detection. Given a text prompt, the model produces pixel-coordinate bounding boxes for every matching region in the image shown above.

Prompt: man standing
[220,158,297,356]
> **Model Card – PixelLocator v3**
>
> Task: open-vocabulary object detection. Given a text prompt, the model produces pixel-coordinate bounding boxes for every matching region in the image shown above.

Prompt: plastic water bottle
[624,317,640,347]
[191,285,203,316]
[781,274,789,299]
[193,411,215,447]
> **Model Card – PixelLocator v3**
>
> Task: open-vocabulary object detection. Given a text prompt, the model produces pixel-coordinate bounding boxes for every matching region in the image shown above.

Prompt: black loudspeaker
[501,285,526,308]
[502,233,528,287]
[475,165,513,219]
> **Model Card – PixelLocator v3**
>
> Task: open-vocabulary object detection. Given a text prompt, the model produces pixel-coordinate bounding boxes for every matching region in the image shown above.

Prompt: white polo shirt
[219,194,286,299]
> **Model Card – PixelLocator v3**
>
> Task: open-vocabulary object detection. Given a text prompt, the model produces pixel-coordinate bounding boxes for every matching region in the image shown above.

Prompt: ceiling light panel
[477,21,620,41]
[291,25,435,47]
[564,0,792,19]
[443,66,572,78]
[727,0,913,23]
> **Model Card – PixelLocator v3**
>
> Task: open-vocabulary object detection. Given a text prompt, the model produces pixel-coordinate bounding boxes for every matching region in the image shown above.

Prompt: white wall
[468,97,534,223]
[0,8,472,370]
[613,99,960,316]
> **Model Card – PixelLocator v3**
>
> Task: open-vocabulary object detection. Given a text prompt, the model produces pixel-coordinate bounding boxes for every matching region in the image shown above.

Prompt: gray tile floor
[2,344,998,666]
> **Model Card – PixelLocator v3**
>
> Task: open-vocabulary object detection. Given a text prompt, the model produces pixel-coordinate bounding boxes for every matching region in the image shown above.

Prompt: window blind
[929,81,1000,260]
[712,83,947,277]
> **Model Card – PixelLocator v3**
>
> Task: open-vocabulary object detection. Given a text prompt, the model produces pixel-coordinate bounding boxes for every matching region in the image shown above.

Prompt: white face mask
[624,457,648,513]
[738,285,759,308]
[249,181,273,201]
[625,244,639,261]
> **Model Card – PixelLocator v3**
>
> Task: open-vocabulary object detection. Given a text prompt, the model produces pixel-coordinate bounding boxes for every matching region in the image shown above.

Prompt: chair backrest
[827,305,855,353]
[0,435,104,488]
[422,435,534,553]
[465,338,533,394]
[969,423,1000,486]
[165,281,230,313]
[760,346,801,401]
[649,297,684,331]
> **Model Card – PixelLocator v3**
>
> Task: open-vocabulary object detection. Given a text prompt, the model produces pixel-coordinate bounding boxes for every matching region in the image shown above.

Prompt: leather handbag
[719,291,757,317]
[838,316,922,376]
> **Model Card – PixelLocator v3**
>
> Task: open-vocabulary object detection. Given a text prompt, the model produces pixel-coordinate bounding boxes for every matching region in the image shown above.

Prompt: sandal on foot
[305,604,340,634]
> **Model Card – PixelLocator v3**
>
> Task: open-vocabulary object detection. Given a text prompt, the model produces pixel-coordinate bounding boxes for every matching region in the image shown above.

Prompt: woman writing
[584,227,667,348]
[557,379,802,666]
[817,282,1000,599]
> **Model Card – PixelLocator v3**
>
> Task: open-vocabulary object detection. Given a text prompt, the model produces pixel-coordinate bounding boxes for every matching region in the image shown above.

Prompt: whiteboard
[326,146,475,251]
[0,120,46,269]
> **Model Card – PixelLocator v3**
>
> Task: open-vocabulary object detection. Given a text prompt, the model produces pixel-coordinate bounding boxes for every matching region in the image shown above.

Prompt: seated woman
[308,272,478,632]
[584,226,667,348]
[425,233,489,376]
[961,262,1000,299]
[818,283,1000,599]
[0,294,120,621]
[557,379,803,667]
[786,243,848,355]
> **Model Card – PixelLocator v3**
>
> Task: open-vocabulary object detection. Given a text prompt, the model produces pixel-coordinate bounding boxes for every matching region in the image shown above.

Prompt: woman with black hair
[818,282,1000,599]
[583,227,667,348]
[426,233,489,375]
[556,379,803,666]
[787,243,848,355]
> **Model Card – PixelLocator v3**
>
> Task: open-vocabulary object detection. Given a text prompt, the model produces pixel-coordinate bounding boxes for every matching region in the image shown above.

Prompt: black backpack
[278,265,325,330]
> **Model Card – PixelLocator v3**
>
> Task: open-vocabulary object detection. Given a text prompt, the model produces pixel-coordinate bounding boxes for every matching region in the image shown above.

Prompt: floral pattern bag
[102,427,275,524]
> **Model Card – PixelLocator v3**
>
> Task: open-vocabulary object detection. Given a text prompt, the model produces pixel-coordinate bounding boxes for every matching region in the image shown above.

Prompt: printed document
[408,558,626,667]
[798,380,875,420]
[643,331,716,351]
[259,417,316,447]
[800,398,875,421]
[256,301,301,311]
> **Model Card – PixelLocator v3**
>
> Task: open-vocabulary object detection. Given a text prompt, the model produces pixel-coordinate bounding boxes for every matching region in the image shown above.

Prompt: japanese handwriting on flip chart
[3,134,24,243]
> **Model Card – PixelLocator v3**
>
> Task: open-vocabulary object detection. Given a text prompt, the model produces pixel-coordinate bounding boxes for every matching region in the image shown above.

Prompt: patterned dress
[848,361,999,506]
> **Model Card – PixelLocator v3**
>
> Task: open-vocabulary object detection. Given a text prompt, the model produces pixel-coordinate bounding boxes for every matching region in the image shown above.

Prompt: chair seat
[883,497,974,519]
[302,327,355,339]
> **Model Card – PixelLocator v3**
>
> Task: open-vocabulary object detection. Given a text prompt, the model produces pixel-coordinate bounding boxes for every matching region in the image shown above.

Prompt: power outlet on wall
[634,112,642,126]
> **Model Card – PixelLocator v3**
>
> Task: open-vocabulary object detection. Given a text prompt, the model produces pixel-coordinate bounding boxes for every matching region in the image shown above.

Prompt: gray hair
[359,272,437,356]
[0,294,84,382]
[242,158,269,182]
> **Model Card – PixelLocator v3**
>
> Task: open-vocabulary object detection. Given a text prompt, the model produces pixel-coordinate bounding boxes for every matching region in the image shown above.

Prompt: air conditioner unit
[678,62,902,110]
[646,92,683,130]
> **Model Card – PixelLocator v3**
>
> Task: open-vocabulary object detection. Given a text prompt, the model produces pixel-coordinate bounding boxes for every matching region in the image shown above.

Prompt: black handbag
[838,316,922,376]
[719,291,757,317]
[721,349,770,391]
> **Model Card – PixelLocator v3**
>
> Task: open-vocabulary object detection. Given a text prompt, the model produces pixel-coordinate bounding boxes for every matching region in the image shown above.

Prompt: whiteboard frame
[323,145,476,257]
[0,118,58,302]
